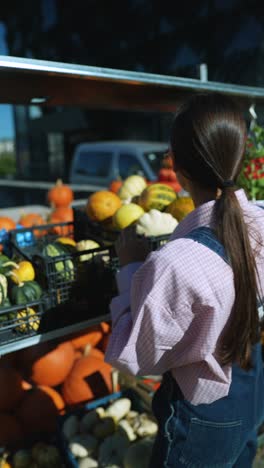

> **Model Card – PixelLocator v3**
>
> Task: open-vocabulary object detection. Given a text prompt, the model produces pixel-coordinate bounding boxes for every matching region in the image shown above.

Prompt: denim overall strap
[184,226,263,311]
[184,226,229,264]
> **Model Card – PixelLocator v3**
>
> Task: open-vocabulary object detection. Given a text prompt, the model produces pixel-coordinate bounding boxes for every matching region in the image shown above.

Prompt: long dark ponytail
[170,92,260,370]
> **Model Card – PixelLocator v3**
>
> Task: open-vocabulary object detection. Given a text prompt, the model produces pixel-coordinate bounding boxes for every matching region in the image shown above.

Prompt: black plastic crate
[10,222,118,313]
[58,389,153,468]
[0,298,47,346]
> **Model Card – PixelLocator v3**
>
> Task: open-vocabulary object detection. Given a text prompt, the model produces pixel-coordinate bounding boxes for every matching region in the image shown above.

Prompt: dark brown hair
[170,92,260,369]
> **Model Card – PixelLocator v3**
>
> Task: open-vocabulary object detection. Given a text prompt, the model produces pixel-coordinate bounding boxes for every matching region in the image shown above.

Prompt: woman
[105,93,264,467]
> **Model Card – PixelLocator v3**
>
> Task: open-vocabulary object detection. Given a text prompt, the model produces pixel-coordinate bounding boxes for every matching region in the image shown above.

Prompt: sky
[0,22,14,140]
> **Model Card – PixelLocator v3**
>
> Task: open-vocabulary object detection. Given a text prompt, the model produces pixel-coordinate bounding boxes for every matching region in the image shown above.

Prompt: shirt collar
[170,189,249,240]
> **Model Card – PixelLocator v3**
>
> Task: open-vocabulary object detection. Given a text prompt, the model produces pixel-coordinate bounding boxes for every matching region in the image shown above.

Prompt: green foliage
[237,125,264,200]
[0,153,16,177]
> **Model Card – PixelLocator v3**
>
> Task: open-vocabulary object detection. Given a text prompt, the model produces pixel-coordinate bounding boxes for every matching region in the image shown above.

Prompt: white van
[69,140,167,188]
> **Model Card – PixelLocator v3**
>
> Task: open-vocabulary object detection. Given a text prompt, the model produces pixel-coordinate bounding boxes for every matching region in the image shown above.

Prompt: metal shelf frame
[1,56,264,111]
[0,55,263,353]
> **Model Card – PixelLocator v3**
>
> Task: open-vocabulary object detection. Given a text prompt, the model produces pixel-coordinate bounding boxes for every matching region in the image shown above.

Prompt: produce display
[61,393,157,468]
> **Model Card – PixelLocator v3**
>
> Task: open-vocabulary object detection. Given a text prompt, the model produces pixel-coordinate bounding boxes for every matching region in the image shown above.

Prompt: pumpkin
[97,333,110,353]
[0,413,23,447]
[0,367,24,411]
[38,386,65,414]
[0,217,16,231]
[19,342,75,387]
[16,388,58,434]
[49,207,74,236]
[86,191,121,223]
[18,213,46,238]
[165,196,195,221]
[82,344,104,360]
[62,356,113,405]
[109,179,123,194]
[138,183,177,212]
[48,179,73,208]
[11,280,42,305]
[70,326,103,351]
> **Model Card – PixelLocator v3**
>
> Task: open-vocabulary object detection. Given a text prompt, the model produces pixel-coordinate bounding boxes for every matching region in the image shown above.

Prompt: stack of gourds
[62,395,157,468]
[84,173,195,239]
[0,254,43,334]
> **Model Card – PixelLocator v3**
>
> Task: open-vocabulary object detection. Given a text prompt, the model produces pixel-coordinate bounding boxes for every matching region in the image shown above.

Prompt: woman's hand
[115,225,151,267]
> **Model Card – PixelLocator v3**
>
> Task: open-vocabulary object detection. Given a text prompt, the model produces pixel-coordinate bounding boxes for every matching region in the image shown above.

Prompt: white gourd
[136,209,178,236]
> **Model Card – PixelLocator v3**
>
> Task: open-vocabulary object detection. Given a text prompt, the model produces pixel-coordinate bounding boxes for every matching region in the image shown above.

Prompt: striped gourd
[138,183,177,212]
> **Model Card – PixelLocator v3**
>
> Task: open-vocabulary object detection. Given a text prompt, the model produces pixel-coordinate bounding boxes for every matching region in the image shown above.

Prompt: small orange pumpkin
[0,217,16,231]
[49,207,74,236]
[48,179,73,208]
[18,213,46,237]
[109,179,123,194]
[19,342,75,387]
[86,191,121,222]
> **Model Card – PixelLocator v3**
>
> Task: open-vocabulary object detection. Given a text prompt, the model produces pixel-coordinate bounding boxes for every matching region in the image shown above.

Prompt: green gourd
[11,280,42,305]
[42,242,75,281]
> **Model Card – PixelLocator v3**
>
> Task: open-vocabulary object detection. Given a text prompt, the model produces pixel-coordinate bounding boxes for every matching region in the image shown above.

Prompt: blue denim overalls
[150,227,264,468]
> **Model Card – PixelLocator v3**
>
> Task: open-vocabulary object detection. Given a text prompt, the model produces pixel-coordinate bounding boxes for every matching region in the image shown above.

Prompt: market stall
[0,56,263,467]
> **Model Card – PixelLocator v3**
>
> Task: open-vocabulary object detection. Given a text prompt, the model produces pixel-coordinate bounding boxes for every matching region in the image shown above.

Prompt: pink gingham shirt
[105,190,264,405]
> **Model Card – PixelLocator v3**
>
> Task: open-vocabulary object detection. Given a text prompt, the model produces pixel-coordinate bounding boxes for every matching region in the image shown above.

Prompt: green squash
[11,280,42,305]
[43,242,75,281]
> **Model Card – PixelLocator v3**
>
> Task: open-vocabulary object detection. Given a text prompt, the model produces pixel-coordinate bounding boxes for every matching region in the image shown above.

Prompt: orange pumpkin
[49,207,74,236]
[109,179,123,194]
[62,356,113,405]
[97,333,110,353]
[18,213,46,237]
[0,367,24,412]
[48,179,73,208]
[70,326,103,351]
[86,191,121,222]
[19,342,75,387]
[16,388,58,434]
[0,217,16,231]
[0,413,23,447]
[38,386,65,414]
[87,347,104,360]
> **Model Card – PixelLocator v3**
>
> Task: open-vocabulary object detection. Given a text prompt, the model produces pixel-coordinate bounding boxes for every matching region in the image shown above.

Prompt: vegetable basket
[58,388,156,468]
[10,222,118,320]
[0,298,47,346]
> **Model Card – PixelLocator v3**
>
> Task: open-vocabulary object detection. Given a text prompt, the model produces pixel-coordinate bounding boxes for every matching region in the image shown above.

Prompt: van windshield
[143,151,166,174]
